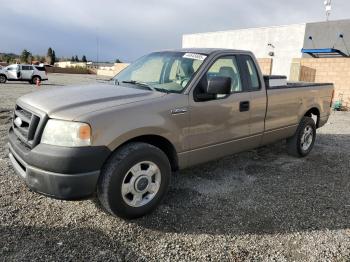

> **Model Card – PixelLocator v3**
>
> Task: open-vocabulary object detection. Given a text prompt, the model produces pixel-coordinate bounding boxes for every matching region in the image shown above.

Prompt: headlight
[41,119,91,147]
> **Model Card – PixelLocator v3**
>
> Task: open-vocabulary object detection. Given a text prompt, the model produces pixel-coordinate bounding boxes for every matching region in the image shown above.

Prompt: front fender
[80,94,189,154]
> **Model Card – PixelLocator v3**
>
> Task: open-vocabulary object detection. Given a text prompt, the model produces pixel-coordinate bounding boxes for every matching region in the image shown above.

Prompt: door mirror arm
[195,93,217,101]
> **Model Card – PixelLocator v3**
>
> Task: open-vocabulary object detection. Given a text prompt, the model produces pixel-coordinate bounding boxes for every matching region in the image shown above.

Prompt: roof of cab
[156,48,251,55]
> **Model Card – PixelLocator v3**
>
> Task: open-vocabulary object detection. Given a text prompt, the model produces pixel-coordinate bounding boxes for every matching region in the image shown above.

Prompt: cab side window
[241,55,260,91]
[194,56,242,102]
[7,66,17,71]
[22,66,33,71]
[206,56,242,93]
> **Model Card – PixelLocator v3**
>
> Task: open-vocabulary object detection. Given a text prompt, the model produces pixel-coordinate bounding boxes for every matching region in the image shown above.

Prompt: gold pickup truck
[8,49,334,219]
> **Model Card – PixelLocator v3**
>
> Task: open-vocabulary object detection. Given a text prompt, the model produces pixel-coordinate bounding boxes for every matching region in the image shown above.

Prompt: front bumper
[8,129,111,199]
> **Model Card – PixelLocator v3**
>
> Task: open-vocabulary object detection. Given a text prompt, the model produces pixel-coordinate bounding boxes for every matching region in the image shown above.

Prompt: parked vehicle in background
[0,64,48,84]
[8,49,334,219]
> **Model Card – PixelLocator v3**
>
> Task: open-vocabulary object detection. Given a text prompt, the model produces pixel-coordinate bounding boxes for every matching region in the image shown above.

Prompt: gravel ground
[0,74,349,261]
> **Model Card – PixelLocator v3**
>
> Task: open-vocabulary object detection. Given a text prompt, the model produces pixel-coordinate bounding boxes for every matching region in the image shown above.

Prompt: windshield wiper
[153,87,170,94]
[106,78,119,85]
[121,80,156,91]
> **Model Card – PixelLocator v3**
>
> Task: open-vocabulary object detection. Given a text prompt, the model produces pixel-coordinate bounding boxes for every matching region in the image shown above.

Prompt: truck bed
[263,75,332,89]
[270,82,333,89]
[264,78,333,142]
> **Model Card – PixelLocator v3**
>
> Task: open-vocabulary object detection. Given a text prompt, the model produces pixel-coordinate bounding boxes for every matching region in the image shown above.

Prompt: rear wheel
[287,116,316,157]
[31,76,41,85]
[0,75,7,84]
[97,142,171,219]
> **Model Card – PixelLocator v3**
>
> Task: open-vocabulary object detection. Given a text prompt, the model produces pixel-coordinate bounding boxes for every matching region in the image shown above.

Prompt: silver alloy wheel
[301,125,313,151]
[121,161,161,207]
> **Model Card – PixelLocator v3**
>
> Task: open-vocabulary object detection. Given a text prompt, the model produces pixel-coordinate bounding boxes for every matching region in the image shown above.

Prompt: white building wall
[54,61,87,68]
[182,24,307,77]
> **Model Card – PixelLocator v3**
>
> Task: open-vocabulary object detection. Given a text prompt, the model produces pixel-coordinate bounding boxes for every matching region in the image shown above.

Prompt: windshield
[112,52,207,93]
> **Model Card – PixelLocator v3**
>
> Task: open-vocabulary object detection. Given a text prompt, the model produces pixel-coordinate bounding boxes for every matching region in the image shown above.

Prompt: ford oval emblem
[14,117,23,127]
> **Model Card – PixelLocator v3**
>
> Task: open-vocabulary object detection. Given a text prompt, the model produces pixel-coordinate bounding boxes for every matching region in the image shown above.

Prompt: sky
[0,0,349,62]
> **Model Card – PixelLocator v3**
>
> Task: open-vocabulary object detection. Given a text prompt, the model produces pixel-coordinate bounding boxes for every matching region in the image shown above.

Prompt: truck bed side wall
[262,84,333,145]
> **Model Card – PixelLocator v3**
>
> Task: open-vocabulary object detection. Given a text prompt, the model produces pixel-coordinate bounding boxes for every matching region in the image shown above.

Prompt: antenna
[324,0,332,21]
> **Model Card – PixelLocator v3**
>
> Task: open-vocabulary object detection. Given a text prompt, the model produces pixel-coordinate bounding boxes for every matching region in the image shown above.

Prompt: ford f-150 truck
[8,49,334,219]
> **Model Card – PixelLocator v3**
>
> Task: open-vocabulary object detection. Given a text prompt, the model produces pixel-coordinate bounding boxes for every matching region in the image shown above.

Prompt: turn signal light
[79,125,91,140]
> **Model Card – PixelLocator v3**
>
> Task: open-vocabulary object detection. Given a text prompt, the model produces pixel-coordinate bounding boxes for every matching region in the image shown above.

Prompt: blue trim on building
[301,48,349,58]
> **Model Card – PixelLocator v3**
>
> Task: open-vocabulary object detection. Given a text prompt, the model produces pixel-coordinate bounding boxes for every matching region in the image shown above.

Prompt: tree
[34,55,41,62]
[71,56,75,62]
[2,54,12,63]
[75,55,79,62]
[46,47,53,64]
[20,49,32,63]
[51,50,56,65]
[27,55,33,64]
[82,55,87,62]
[47,47,53,58]
[115,58,122,63]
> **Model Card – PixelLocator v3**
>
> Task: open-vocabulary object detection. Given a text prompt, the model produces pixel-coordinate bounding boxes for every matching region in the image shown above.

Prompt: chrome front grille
[12,104,41,148]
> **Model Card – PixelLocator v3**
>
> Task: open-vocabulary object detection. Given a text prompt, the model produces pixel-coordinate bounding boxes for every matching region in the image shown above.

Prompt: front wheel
[0,75,7,84]
[287,116,316,157]
[97,142,171,219]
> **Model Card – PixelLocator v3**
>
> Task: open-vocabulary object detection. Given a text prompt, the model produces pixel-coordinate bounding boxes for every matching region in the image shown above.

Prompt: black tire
[97,142,171,219]
[31,76,41,85]
[287,116,316,157]
[0,74,7,84]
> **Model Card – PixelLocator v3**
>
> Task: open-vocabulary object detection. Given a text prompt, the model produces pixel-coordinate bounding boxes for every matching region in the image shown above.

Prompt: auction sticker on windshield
[183,53,207,61]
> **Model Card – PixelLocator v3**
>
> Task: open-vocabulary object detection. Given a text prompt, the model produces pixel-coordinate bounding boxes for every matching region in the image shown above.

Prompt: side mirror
[206,76,231,95]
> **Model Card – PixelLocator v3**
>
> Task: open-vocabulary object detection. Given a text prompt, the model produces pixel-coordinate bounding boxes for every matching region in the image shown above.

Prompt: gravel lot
[0,74,349,261]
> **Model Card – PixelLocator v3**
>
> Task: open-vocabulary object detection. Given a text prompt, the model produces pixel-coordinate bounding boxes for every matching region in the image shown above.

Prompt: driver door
[6,65,19,80]
[20,65,34,80]
[187,55,258,166]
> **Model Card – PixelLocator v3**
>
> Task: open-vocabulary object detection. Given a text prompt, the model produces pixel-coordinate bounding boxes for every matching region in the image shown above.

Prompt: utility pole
[95,26,100,70]
[96,36,99,66]
[324,0,332,21]
[95,28,100,79]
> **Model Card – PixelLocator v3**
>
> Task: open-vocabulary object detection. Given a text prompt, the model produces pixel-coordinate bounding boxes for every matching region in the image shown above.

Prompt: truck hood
[18,83,165,120]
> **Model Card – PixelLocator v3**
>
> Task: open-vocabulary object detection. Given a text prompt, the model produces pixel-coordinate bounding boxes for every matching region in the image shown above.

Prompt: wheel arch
[0,74,7,80]
[110,135,179,172]
[32,75,42,80]
[303,107,320,128]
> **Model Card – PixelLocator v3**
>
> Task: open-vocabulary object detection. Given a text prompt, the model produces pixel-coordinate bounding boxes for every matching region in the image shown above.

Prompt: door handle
[171,107,188,115]
[239,101,250,112]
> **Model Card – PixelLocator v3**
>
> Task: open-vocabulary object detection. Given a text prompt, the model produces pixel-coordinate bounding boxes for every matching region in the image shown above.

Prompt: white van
[0,64,48,84]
